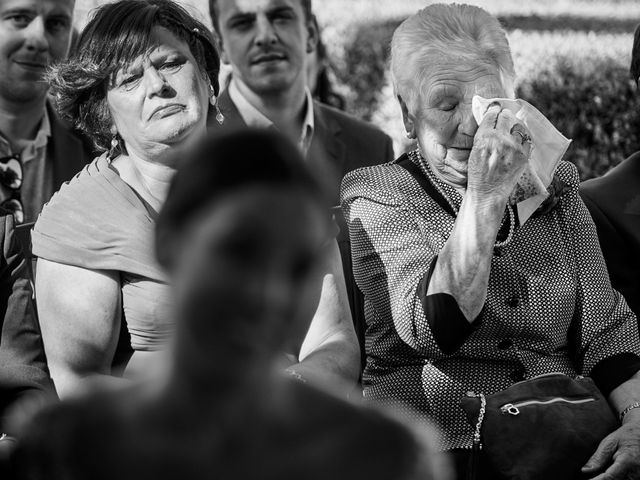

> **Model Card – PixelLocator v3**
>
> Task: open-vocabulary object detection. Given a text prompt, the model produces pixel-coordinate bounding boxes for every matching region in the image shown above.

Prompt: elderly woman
[341,4,640,479]
[34,0,358,400]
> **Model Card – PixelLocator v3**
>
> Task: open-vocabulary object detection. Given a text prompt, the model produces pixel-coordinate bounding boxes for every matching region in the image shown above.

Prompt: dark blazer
[0,212,54,428]
[46,100,94,197]
[580,152,640,318]
[215,88,394,204]
[215,89,394,366]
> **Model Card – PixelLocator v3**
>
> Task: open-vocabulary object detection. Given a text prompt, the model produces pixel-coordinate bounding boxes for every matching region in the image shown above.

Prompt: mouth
[14,60,47,72]
[149,104,186,119]
[251,52,287,65]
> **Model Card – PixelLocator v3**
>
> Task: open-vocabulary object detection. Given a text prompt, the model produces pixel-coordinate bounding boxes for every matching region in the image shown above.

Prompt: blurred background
[74,0,640,180]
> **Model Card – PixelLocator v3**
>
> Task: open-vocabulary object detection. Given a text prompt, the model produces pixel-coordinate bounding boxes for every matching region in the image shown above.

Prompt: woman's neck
[114,150,176,211]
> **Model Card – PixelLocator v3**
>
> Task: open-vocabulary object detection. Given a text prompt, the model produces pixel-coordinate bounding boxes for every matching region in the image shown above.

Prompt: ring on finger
[512,129,532,145]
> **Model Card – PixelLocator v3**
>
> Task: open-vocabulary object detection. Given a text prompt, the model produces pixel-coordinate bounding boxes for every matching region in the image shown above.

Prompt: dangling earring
[209,84,224,125]
[209,84,225,125]
[209,84,217,107]
[405,130,416,139]
[109,126,119,159]
[215,106,225,125]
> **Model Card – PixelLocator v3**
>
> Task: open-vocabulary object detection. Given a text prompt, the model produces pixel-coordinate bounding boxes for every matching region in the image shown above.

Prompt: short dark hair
[48,0,220,153]
[156,128,328,269]
[209,0,312,34]
[631,23,640,85]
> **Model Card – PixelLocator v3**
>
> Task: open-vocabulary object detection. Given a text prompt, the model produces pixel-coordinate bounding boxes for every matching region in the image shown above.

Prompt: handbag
[460,373,619,480]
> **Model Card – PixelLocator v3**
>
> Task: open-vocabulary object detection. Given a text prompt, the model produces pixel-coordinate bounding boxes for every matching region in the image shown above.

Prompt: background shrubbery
[75,0,640,180]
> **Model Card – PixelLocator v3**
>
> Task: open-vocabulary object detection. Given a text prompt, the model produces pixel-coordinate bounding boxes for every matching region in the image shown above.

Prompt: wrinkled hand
[582,413,640,479]
[467,104,532,201]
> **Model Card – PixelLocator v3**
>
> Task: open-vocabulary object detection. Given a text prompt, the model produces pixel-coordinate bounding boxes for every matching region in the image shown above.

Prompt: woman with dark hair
[31,0,221,398]
[12,130,449,480]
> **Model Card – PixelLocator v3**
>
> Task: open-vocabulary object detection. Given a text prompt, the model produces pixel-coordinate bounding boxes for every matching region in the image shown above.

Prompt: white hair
[391,3,516,115]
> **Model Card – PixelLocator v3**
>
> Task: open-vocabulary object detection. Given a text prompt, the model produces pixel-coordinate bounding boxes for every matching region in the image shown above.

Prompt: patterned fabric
[0,109,53,222]
[341,155,640,451]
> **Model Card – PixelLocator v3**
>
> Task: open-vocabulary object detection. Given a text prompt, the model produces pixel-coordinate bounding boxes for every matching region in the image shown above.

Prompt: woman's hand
[466,104,532,202]
[582,410,640,479]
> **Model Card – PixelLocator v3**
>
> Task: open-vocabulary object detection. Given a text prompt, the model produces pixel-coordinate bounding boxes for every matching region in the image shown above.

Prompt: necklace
[408,149,516,248]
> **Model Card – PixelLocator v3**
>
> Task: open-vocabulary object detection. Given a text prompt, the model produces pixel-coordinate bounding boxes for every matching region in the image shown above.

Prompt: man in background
[0,0,91,225]
[209,0,394,391]
[580,24,640,321]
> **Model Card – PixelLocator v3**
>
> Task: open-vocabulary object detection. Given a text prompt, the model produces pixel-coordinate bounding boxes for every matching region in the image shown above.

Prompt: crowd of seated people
[0,0,639,479]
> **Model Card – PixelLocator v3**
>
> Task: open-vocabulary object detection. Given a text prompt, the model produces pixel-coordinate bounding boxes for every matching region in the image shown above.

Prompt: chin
[249,75,296,95]
[159,121,203,145]
[434,166,468,189]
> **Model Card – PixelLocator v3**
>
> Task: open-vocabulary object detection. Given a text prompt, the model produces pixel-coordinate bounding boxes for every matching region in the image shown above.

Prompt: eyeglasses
[0,154,24,224]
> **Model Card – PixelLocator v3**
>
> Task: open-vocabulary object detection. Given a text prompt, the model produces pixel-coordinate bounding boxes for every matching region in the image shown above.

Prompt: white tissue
[471,95,571,225]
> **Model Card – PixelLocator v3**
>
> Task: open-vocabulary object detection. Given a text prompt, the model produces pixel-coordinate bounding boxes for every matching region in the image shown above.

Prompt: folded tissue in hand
[471,95,571,225]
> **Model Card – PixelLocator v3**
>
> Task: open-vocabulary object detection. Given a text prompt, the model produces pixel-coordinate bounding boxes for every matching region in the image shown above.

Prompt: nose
[458,103,479,137]
[254,16,277,47]
[23,16,48,53]
[144,67,171,97]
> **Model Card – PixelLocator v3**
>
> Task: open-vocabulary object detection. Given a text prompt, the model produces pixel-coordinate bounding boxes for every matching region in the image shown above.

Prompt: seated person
[0,210,54,473]
[342,4,640,479]
[580,24,640,318]
[11,130,449,480]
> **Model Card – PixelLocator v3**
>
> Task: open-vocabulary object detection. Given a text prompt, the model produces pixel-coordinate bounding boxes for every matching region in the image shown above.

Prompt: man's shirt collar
[0,107,51,164]
[228,78,315,154]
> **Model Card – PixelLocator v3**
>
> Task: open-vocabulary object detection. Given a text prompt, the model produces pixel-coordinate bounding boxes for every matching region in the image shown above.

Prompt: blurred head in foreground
[156,129,331,384]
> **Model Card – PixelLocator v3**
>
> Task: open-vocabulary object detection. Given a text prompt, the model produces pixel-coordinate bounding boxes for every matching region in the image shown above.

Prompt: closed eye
[120,73,142,89]
[158,59,185,72]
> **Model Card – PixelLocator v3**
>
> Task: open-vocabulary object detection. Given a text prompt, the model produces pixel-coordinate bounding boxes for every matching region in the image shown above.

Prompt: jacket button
[510,368,526,382]
[506,297,520,308]
[498,339,513,350]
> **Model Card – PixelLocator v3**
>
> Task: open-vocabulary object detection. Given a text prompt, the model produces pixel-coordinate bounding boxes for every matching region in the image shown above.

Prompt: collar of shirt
[0,107,51,164]
[228,78,315,154]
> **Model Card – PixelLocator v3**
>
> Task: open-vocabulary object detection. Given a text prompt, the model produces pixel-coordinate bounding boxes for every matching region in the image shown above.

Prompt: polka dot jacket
[341,154,640,451]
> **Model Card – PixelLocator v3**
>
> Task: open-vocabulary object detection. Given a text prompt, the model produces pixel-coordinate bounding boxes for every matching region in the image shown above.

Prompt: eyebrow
[0,7,36,16]
[226,12,255,25]
[268,6,296,16]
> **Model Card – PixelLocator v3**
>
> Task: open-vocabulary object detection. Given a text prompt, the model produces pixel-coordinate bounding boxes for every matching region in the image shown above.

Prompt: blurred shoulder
[287,383,436,479]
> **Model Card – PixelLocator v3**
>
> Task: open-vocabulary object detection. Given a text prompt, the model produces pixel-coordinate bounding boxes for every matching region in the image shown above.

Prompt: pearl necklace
[408,149,516,248]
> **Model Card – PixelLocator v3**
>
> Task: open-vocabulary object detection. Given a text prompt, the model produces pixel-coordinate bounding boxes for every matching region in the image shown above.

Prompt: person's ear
[305,17,318,54]
[398,95,417,139]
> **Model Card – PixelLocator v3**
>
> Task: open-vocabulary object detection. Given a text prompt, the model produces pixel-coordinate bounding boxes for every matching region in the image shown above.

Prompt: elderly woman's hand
[582,410,640,479]
[466,104,532,202]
